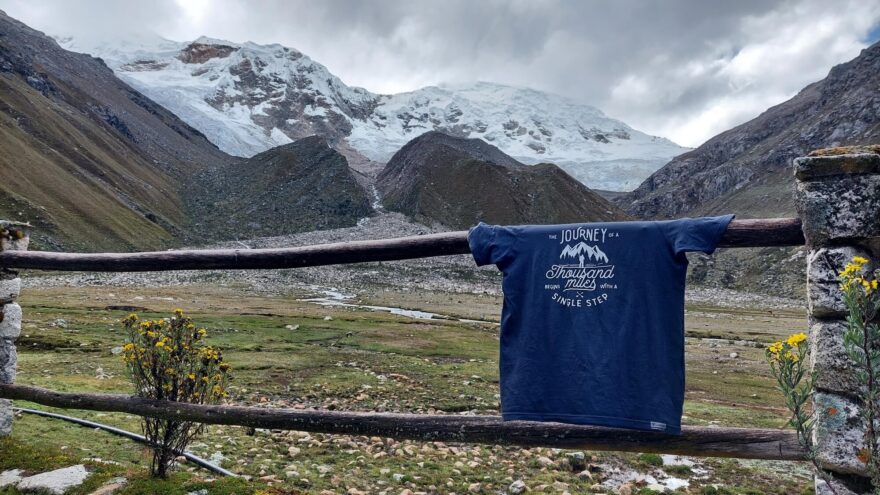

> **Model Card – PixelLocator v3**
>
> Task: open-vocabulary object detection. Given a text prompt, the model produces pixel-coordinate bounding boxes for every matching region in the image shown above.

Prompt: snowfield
[59,35,689,191]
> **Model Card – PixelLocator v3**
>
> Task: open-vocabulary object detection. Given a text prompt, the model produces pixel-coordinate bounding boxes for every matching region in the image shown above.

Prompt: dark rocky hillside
[377,131,628,229]
[186,136,374,240]
[0,10,232,251]
[617,41,880,297]
[619,40,880,220]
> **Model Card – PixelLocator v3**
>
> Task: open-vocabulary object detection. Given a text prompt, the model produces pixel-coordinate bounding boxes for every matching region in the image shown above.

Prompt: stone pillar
[795,147,880,494]
[0,221,28,436]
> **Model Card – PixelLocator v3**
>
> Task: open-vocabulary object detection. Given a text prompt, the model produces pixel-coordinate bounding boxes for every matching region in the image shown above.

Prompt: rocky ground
[23,212,805,310]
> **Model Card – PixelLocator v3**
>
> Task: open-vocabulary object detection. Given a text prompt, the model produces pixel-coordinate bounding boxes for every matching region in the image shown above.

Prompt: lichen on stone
[809,145,880,157]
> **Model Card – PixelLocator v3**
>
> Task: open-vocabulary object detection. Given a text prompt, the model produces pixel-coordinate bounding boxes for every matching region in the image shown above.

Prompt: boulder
[0,303,21,338]
[509,479,527,494]
[795,153,880,246]
[16,465,90,494]
[87,477,127,495]
[0,469,23,487]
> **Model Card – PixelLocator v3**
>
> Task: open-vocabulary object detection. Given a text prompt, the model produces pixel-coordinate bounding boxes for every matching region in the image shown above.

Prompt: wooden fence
[0,218,808,461]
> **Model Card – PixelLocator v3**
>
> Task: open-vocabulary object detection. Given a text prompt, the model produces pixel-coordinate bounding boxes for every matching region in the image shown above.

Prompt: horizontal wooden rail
[0,384,804,460]
[0,218,803,272]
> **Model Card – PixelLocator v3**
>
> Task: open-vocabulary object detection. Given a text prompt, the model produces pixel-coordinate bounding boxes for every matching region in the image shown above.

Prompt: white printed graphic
[560,242,608,266]
[544,226,619,309]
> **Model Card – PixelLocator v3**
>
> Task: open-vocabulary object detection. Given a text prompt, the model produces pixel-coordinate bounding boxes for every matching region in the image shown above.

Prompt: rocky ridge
[377,132,628,229]
[186,136,374,240]
[619,40,880,220]
[0,10,233,251]
[615,41,880,297]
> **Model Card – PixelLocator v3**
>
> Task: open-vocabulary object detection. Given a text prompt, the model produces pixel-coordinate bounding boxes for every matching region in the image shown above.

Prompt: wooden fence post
[0,221,29,436]
[796,147,880,494]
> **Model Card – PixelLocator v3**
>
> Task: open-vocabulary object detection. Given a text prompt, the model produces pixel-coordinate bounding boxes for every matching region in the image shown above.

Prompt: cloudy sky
[3,0,880,147]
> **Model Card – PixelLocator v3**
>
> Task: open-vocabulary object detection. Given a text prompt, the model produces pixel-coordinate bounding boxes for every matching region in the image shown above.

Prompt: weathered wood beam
[0,384,804,460]
[0,218,804,272]
[716,217,804,248]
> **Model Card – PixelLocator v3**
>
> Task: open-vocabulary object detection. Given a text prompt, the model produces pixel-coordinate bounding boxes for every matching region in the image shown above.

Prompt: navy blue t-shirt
[469,215,734,434]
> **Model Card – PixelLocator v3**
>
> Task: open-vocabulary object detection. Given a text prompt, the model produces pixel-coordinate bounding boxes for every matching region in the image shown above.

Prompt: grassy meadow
[0,283,813,494]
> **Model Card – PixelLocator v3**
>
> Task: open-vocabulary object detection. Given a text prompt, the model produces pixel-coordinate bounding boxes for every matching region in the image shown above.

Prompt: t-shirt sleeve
[667,214,735,255]
[468,223,516,267]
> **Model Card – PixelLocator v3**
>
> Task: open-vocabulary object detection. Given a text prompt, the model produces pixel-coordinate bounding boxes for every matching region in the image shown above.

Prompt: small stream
[299,289,492,324]
[370,185,384,211]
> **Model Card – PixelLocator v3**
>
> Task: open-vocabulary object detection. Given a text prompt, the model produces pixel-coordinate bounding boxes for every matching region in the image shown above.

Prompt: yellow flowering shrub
[765,332,837,490]
[121,309,231,478]
[767,332,808,365]
[840,256,879,294]
[839,256,880,489]
[765,333,811,412]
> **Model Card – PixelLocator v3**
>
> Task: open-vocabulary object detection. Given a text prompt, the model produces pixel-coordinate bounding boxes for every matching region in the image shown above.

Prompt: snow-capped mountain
[352,83,689,190]
[58,35,689,191]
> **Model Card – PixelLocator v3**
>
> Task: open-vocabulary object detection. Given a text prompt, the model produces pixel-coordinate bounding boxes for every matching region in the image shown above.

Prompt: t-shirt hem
[502,412,681,435]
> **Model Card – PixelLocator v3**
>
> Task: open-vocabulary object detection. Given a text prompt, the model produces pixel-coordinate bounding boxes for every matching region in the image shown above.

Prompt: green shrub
[665,464,693,475]
[121,310,231,478]
[636,453,663,467]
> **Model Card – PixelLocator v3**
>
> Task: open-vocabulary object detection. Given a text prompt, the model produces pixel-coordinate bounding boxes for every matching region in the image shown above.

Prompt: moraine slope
[186,136,373,240]
[377,131,628,229]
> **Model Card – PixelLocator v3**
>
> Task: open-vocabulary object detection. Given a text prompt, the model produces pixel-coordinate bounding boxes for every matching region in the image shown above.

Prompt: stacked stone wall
[0,221,28,436]
[796,150,880,494]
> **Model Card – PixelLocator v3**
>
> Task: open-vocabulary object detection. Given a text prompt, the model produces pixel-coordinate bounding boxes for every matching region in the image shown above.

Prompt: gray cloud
[2,0,879,146]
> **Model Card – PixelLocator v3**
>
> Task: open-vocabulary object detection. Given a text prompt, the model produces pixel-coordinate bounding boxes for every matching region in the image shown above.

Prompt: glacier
[58,35,689,191]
